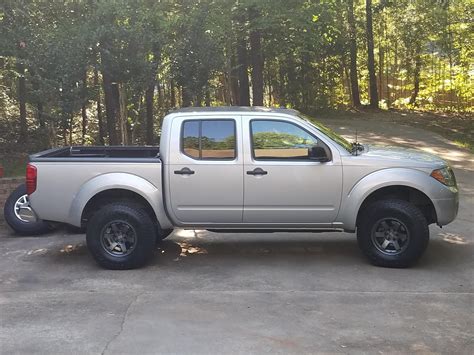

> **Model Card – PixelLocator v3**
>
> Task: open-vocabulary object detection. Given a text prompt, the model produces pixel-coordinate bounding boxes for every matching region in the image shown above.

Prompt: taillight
[26,163,37,195]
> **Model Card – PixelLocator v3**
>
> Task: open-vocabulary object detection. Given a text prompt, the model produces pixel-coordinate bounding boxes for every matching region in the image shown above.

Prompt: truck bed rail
[29,146,160,162]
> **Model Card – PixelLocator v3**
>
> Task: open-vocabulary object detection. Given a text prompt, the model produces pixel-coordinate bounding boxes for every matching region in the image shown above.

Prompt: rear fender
[68,172,172,228]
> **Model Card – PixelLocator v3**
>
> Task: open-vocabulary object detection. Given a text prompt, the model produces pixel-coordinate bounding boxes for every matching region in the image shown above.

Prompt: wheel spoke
[118,242,128,252]
[392,240,401,251]
[374,231,386,239]
[381,239,390,249]
[380,221,390,230]
[391,220,401,230]
[110,223,120,234]
[103,233,114,246]
[398,232,408,240]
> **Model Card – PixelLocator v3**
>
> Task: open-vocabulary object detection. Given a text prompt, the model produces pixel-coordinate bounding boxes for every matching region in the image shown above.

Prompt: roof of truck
[170,106,300,115]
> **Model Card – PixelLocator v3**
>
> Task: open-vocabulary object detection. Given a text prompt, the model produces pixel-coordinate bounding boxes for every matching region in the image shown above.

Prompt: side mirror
[309,146,330,162]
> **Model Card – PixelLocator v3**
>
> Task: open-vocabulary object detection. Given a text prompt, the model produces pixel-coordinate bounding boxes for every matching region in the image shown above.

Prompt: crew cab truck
[27,107,459,269]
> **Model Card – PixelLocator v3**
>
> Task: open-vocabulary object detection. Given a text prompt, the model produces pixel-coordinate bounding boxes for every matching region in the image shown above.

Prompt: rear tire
[357,199,429,268]
[86,203,157,270]
[3,184,52,235]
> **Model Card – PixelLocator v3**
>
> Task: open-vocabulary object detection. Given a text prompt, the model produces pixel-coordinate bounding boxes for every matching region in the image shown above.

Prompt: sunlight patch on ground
[60,244,84,253]
[438,232,469,245]
[177,241,208,257]
[174,229,196,238]
[27,248,48,256]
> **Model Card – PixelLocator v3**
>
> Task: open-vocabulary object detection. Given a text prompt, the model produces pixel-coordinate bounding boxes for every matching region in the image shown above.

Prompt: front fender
[337,168,447,231]
[68,172,172,228]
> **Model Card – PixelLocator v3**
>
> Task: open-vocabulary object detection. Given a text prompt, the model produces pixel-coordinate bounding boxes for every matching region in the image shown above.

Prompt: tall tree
[365,0,379,108]
[409,46,422,105]
[249,6,264,106]
[17,41,28,142]
[346,0,361,107]
[93,67,105,145]
[102,70,119,145]
[81,72,88,144]
[237,38,250,106]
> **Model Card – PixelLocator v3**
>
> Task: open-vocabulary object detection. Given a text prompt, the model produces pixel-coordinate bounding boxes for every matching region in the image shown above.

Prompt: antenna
[355,129,358,156]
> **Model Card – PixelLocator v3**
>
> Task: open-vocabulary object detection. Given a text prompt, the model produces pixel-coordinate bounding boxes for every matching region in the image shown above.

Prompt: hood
[360,145,447,168]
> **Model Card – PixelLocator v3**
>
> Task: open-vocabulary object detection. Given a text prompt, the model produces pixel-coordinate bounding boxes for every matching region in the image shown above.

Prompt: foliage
[0,0,472,157]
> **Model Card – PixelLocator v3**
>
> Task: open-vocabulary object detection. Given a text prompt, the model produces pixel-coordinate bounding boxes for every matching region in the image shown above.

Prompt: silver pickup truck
[27,107,458,269]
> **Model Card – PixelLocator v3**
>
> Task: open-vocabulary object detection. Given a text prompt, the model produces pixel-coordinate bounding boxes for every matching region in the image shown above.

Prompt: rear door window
[182,120,236,160]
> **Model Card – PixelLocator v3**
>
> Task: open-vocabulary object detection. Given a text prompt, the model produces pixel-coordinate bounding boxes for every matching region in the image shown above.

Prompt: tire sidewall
[357,200,429,267]
[86,204,157,269]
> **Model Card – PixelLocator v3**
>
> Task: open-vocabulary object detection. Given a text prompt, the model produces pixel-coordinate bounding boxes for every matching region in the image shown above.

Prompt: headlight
[430,167,456,187]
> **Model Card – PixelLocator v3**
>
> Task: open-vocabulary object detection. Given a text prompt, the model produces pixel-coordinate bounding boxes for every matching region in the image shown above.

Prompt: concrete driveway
[1,117,472,354]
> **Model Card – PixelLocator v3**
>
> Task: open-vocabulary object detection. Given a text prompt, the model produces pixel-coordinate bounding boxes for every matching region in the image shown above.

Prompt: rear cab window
[182,119,236,160]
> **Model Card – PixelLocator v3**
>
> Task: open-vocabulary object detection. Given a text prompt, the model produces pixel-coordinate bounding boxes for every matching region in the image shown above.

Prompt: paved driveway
[1,117,472,354]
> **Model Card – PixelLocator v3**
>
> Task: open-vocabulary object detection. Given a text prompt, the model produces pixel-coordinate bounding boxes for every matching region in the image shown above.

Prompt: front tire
[86,203,157,270]
[357,199,429,268]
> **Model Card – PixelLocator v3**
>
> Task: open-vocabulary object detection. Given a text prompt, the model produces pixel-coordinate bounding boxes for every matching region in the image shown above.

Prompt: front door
[243,118,342,226]
[168,117,243,224]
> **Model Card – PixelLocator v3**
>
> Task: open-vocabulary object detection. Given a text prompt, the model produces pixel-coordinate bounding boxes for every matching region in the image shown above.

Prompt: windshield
[299,114,353,152]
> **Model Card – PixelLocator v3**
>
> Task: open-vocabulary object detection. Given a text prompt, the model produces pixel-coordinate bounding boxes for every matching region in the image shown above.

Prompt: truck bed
[29,146,160,162]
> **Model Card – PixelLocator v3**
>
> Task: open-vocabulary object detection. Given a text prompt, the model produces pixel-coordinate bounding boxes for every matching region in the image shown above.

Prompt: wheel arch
[81,189,157,227]
[355,185,436,227]
[338,168,439,231]
[68,172,172,229]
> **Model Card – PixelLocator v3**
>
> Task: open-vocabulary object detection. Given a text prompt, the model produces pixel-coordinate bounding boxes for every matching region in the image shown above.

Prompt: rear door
[242,117,342,226]
[167,116,243,224]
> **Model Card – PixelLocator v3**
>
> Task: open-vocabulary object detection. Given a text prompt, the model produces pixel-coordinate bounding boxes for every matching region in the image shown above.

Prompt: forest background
[0,0,472,175]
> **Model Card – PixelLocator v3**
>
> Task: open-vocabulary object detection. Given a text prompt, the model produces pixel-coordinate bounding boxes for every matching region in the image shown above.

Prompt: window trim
[181,119,237,161]
[249,118,332,162]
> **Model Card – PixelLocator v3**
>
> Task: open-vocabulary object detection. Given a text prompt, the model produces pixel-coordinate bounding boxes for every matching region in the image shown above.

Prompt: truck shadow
[10,229,471,271]
[151,234,471,269]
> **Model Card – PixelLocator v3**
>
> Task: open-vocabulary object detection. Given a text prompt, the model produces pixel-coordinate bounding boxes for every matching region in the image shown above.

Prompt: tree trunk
[81,72,88,145]
[249,7,264,106]
[409,51,422,105]
[37,102,44,128]
[182,86,192,107]
[205,88,211,107]
[17,60,28,142]
[230,54,240,105]
[69,115,73,145]
[118,84,128,145]
[94,67,105,145]
[170,80,176,108]
[144,47,160,145]
[346,0,361,107]
[102,71,119,145]
[278,61,286,107]
[145,83,155,145]
[365,0,379,108]
[237,38,250,106]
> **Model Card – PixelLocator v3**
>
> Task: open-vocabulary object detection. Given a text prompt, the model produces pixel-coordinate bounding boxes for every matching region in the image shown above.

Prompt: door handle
[247,168,268,176]
[174,167,195,175]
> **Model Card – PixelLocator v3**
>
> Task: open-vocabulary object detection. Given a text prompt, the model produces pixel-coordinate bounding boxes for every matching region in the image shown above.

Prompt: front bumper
[432,186,459,226]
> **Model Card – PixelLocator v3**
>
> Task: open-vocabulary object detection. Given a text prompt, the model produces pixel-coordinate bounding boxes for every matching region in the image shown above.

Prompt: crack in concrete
[101,291,144,355]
